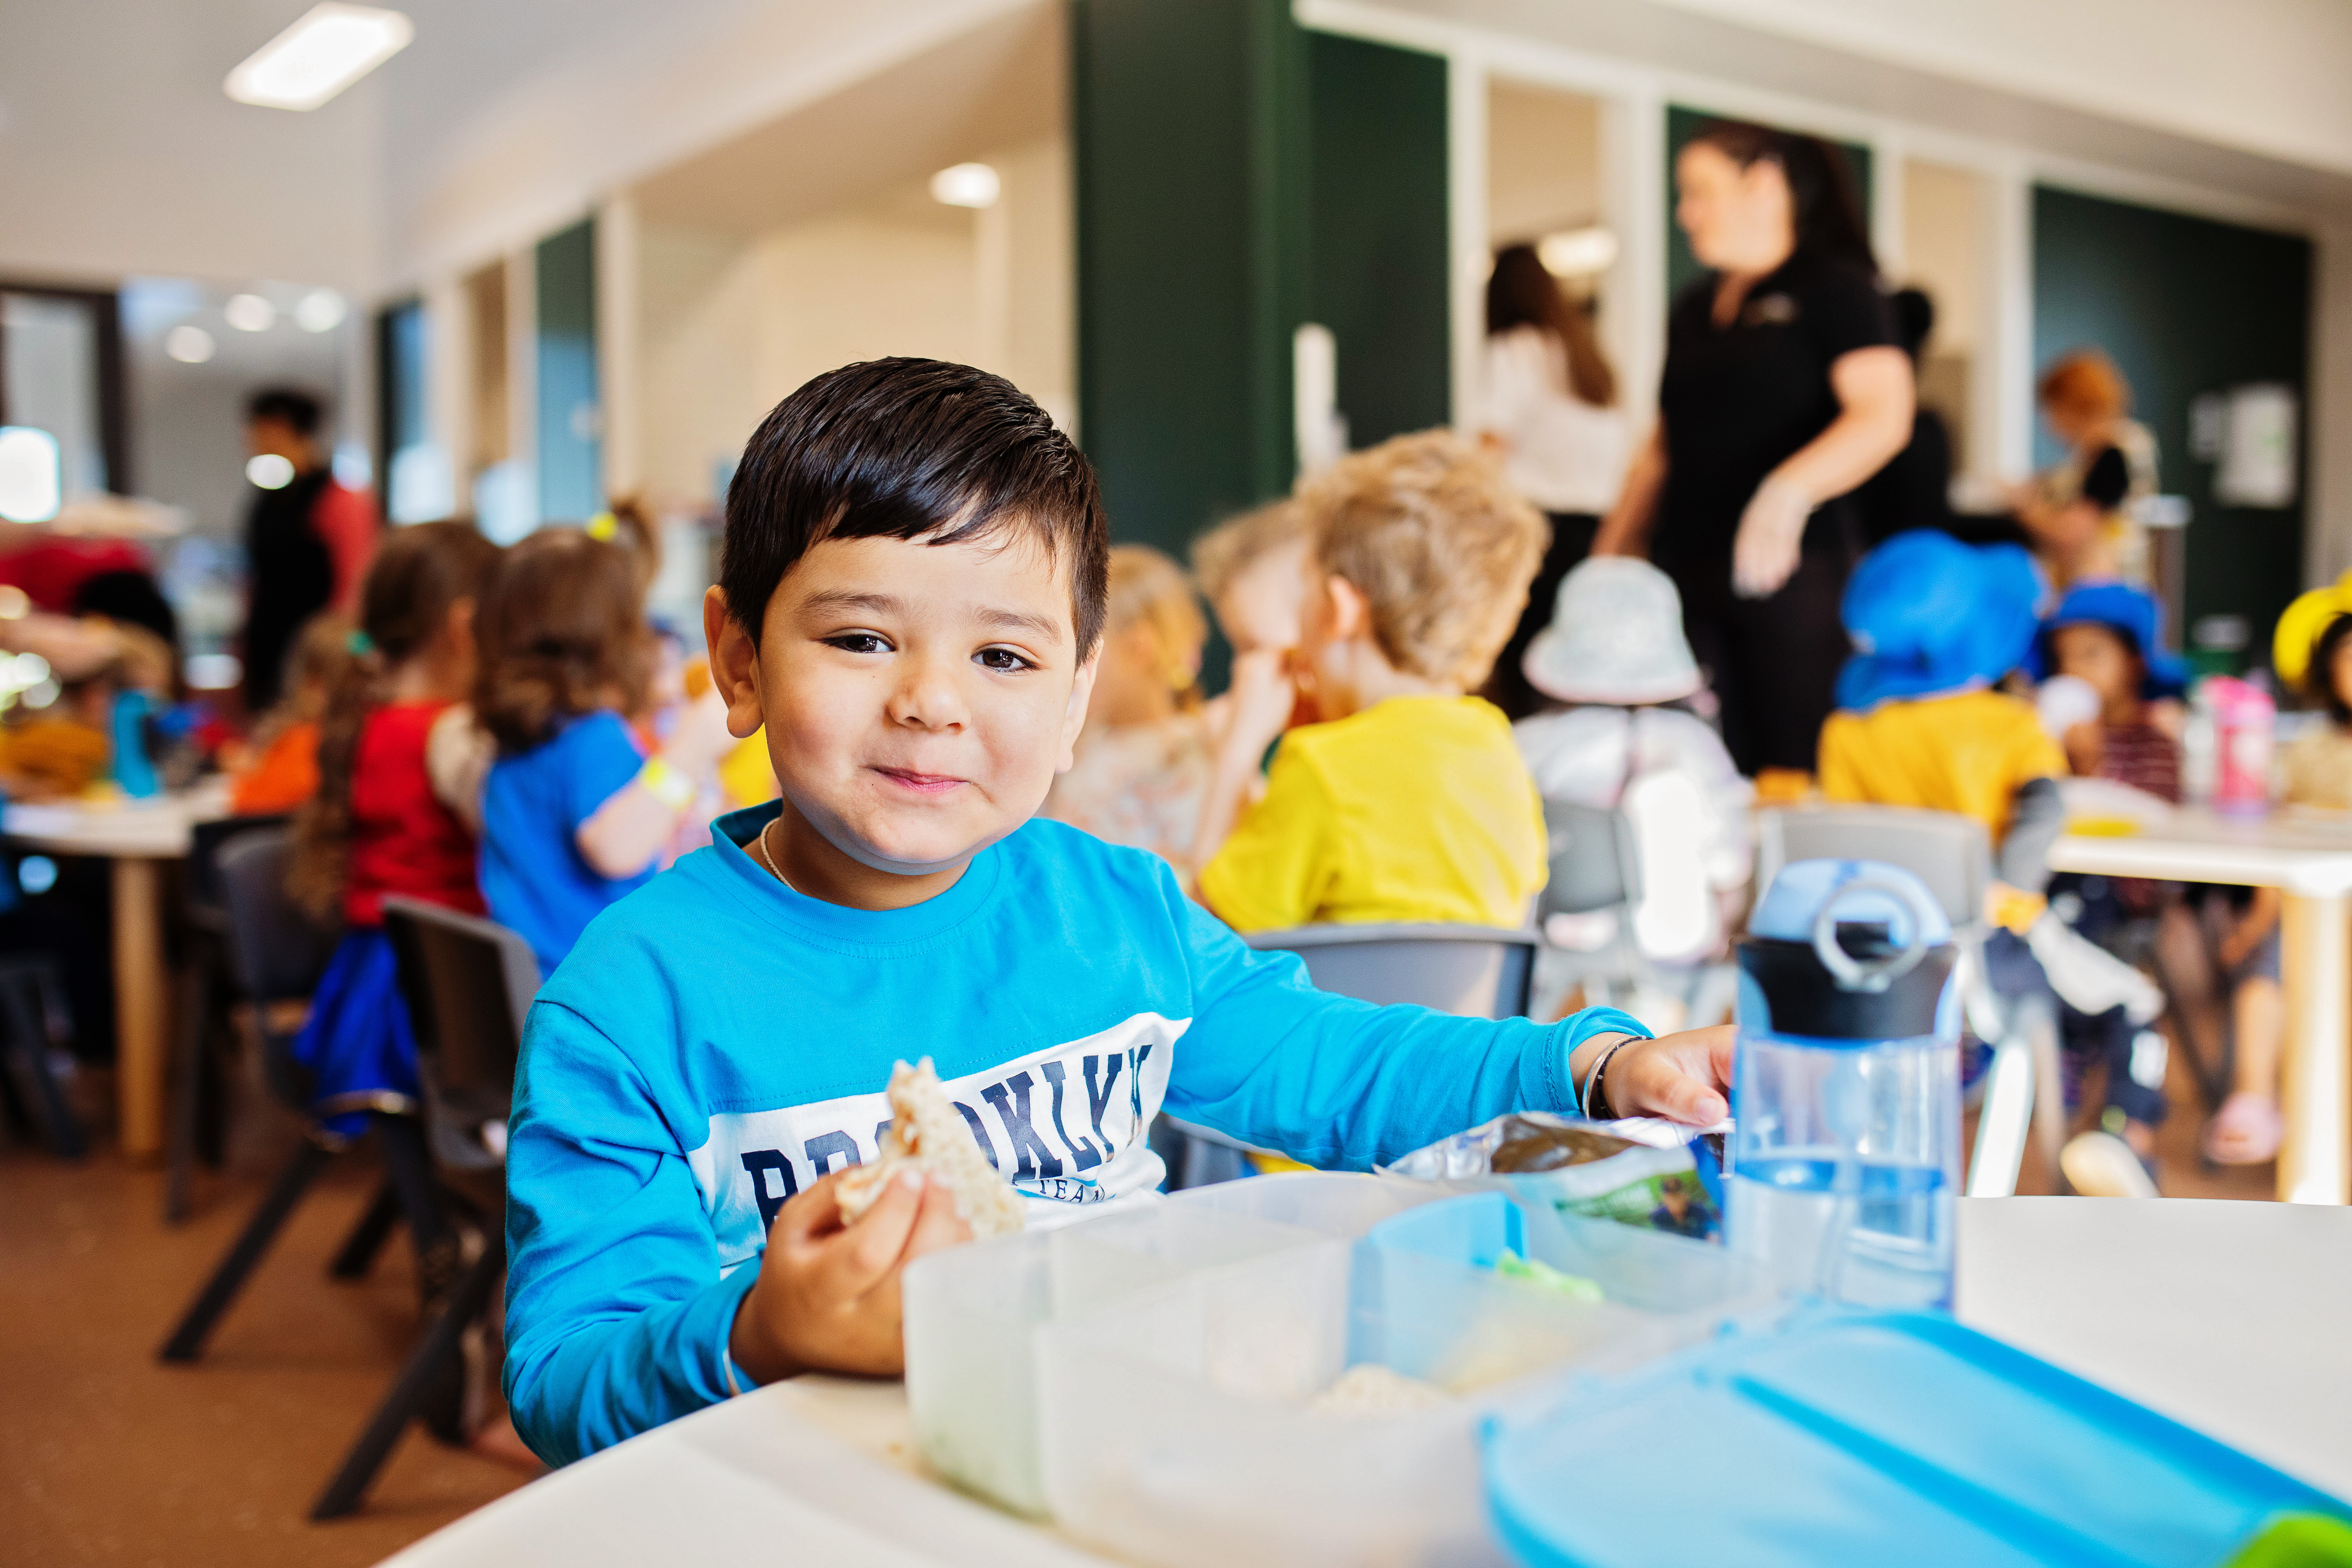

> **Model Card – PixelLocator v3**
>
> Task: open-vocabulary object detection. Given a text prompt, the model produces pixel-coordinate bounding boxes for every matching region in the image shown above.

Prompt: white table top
[1,779,230,859]
[381,1197,2352,1568]
[2050,806,2352,896]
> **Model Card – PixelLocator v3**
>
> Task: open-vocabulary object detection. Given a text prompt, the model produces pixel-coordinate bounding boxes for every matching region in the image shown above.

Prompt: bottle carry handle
[1811,876,1933,994]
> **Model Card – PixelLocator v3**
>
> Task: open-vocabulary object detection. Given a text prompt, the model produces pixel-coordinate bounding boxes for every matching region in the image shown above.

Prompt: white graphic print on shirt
[686,1012,1185,1275]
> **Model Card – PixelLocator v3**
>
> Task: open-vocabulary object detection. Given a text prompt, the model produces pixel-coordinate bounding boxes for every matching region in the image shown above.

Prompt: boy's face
[2052,623,2140,710]
[1212,537,1311,656]
[708,530,1096,896]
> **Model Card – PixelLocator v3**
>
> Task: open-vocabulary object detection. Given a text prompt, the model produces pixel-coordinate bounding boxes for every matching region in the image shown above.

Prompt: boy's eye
[825,633,892,655]
[974,646,1034,673]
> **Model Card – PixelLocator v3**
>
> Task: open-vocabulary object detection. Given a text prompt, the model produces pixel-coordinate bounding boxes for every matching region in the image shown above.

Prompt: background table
[380,1197,2352,1568]
[2049,808,2352,1203]
[4,785,227,1160]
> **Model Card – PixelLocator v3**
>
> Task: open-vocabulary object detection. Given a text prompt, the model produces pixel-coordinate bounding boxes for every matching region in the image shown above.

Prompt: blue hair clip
[348,630,376,657]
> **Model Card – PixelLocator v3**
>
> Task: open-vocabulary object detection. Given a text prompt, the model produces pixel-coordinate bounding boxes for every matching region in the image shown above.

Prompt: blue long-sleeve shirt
[502,804,1644,1465]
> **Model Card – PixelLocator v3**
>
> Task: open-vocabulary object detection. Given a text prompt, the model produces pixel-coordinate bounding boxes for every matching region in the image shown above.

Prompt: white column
[597,192,643,502]
[1870,131,1906,280]
[1447,50,1490,431]
[1603,79,1668,421]
[2307,219,2352,586]
[505,246,538,528]
[976,194,1013,378]
[1987,159,2036,481]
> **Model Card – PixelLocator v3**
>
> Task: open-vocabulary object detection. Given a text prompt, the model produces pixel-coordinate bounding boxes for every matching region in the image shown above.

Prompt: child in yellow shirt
[1817,528,2065,888]
[1197,431,1549,932]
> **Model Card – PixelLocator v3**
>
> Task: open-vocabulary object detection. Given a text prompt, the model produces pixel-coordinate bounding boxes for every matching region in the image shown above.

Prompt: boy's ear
[1057,650,1101,775]
[1325,573,1372,643]
[704,586,766,739]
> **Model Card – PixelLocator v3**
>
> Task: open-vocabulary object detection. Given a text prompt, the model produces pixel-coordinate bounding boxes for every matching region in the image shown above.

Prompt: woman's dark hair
[247,386,324,438]
[1687,120,1877,276]
[473,527,651,755]
[2314,612,2352,725]
[1486,245,1617,407]
[722,358,1109,659]
[289,520,502,916]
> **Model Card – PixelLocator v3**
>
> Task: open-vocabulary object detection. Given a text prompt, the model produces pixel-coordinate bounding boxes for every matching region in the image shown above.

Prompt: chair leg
[2025,1006,2069,1189]
[372,1114,449,1260]
[329,1179,404,1280]
[1967,1038,2035,1198]
[0,967,84,1160]
[310,1239,503,1521]
[165,960,212,1224]
[158,1138,333,1363]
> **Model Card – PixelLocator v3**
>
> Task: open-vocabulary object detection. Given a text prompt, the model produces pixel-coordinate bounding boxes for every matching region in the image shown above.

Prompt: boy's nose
[886,652,969,729]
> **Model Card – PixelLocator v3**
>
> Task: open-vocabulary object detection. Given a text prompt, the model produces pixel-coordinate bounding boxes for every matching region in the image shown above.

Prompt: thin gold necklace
[752,819,799,896]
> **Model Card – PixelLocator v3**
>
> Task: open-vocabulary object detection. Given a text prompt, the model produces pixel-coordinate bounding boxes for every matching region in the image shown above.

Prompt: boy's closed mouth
[872,765,967,795]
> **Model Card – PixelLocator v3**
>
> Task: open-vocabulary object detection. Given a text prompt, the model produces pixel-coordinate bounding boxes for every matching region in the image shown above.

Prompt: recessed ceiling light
[1538,226,1619,278]
[294,288,346,332]
[930,162,1001,210]
[164,325,216,363]
[246,454,296,490]
[0,427,63,524]
[225,4,413,112]
[225,293,276,331]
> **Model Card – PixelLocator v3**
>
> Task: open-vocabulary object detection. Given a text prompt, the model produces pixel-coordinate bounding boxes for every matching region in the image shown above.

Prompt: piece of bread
[834,1058,1027,1239]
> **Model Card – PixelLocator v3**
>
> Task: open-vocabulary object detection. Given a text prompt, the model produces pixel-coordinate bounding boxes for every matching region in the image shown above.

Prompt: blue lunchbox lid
[1482,1307,2350,1568]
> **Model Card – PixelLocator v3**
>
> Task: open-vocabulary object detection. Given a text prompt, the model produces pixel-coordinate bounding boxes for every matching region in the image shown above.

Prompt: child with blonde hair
[229,611,352,814]
[1042,544,1214,876]
[1197,430,1549,931]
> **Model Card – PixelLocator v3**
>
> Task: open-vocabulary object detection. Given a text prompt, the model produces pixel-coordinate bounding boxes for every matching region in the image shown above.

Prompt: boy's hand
[727,1168,971,1386]
[1575,1026,1735,1125]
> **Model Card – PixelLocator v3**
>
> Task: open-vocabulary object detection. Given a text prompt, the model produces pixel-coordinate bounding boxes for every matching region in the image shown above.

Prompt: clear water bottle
[1728,859,1961,1310]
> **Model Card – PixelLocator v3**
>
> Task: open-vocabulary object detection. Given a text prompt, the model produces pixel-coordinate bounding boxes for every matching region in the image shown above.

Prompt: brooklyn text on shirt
[686,1014,1186,1272]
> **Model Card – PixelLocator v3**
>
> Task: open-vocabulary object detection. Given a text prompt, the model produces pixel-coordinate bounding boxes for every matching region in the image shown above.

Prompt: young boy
[500,360,1735,1465]
[1195,431,1551,931]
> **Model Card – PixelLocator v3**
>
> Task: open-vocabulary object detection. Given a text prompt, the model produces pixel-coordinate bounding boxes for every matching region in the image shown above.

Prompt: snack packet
[1380,1112,1723,1241]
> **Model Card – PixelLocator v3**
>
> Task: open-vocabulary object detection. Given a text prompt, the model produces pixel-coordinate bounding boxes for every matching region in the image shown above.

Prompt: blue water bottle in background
[110,689,160,799]
[1729,859,1961,1309]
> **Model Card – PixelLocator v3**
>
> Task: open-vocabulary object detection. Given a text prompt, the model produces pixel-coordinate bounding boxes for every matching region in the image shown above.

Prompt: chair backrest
[1539,800,1644,918]
[214,827,341,1004]
[379,896,540,1170]
[186,814,288,926]
[1244,923,1539,1019]
[1753,805,1991,930]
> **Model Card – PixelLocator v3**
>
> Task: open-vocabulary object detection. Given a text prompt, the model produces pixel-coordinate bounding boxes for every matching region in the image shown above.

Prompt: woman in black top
[1595,121,1912,778]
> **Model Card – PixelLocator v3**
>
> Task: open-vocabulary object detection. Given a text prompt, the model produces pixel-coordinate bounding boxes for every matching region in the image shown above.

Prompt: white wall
[0,1,384,293]
[1639,0,2352,181]
[632,136,1076,511]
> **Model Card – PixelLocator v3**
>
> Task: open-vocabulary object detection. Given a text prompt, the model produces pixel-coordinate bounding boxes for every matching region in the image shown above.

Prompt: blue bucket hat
[1835,529,2046,712]
[2025,581,2190,700]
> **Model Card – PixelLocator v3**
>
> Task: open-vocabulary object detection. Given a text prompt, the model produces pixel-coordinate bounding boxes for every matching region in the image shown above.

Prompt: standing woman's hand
[1730,475,1814,598]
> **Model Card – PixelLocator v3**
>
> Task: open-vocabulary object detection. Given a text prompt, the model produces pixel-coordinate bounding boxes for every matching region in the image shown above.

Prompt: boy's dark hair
[247,386,324,437]
[721,358,1110,660]
[474,527,652,754]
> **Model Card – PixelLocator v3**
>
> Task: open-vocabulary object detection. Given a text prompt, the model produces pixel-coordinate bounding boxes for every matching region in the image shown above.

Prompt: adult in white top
[1479,243,1630,719]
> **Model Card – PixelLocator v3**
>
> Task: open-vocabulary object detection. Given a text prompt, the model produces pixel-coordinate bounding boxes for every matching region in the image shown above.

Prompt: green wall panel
[2032,186,2310,658]
[535,218,602,524]
[1663,106,1872,306]
[1072,0,1298,560]
[1307,31,1450,450]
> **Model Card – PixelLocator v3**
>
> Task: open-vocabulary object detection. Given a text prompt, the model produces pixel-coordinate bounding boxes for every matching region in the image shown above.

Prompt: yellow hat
[2274,569,2352,694]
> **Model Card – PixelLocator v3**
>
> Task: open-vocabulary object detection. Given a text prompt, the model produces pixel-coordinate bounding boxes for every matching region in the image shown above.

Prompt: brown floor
[1,1068,533,1568]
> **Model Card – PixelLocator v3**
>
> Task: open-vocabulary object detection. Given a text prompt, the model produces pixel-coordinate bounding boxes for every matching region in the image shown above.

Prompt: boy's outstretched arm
[1165,878,1730,1170]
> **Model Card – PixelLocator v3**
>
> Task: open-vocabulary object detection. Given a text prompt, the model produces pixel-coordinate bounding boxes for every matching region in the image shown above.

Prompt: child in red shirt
[287,522,502,1134]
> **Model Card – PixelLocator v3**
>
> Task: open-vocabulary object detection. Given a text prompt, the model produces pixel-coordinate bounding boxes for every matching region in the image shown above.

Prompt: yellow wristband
[639,755,696,812]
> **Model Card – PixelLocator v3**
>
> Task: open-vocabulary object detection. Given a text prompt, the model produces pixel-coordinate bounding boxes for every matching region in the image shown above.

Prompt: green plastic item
[2222,1513,2352,1568]
[1494,1248,1603,1304]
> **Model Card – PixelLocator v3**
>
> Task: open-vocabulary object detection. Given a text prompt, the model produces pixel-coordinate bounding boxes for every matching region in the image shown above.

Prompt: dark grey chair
[0,952,82,1158]
[311,895,540,1521]
[165,813,288,1221]
[158,829,437,1364]
[1244,922,1540,1019]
